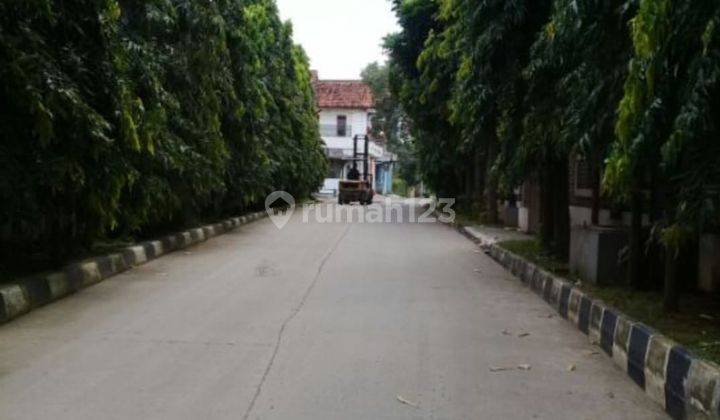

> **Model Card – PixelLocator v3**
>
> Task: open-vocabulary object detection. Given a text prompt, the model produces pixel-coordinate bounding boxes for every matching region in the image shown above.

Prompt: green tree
[0,0,326,270]
[386,0,554,221]
[361,62,419,190]
[385,0,465,199]
[604,0,720,311]
[519,0,634,256]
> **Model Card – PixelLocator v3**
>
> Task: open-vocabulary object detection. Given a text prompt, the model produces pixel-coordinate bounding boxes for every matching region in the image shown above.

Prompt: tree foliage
[604,0,720,243]
[388,0,720,238]
[521,0,634,176]
[388,0,720,305]
[0,0,326,265]
[361,62,419,189]
[385,0,464,198]
[386,0,553,216]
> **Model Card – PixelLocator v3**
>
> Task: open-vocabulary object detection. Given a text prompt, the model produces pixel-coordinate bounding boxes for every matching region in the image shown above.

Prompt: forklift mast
[352,135,370,181]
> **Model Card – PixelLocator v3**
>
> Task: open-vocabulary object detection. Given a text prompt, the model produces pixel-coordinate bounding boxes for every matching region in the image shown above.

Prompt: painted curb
[458,224,720,420]
[0,211,271,326]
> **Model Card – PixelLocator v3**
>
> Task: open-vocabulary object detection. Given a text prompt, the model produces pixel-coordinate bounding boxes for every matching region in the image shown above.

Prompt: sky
[275,0,400,80]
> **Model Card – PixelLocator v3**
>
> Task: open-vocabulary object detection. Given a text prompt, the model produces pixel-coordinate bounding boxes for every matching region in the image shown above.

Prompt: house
[515,155,651,286]
[312,72,395,195]
[513,154,719,292]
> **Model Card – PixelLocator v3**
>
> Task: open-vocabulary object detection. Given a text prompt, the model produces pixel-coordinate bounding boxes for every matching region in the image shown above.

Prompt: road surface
[0,200,666,419]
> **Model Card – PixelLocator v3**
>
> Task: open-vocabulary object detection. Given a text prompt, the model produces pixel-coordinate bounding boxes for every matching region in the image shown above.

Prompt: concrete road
[0,201,666,419]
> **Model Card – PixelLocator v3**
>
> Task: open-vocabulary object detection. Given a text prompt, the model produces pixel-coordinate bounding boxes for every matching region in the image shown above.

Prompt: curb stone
[453,222,720,419]
[0,210,271,326]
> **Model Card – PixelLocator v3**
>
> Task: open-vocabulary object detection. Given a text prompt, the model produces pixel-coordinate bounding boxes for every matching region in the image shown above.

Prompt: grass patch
[498,239,569,276]
[392,177,409,197]
[580,284,720,364]
[455,213,483,227]
[497,239,720,364]
[455,209,502,229]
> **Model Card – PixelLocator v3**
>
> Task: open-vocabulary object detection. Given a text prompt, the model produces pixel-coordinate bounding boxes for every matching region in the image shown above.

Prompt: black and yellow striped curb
[458,225,720,420]
[0,211,270,326]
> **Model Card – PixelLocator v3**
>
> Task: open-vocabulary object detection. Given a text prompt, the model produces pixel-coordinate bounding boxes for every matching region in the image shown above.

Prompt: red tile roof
[313,80,374,109]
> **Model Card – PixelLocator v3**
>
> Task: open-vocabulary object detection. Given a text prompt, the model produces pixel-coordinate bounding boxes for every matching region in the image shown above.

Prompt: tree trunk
[591,162,600,226]
[463,162,473,212]
[538,160,570,257]
[663,246,680,312]
[485,138,498,224]
[473,147,485,214]
[553,158,570,258]
[646,169,662,290]
[540,165,555,251]
[628,186,644,289]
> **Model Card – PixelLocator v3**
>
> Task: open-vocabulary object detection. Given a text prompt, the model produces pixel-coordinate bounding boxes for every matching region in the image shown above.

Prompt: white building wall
[569,206,651,228]
[319,108,369,138]
[319,108,386,195]
[319,108,382,158]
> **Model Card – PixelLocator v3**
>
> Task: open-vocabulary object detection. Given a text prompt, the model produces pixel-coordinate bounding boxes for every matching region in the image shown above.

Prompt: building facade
[312,73,394,195]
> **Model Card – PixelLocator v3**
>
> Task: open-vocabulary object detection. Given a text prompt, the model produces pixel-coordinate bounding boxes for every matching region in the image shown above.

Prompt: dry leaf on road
[396,395,419,408]
[489,366,514,372]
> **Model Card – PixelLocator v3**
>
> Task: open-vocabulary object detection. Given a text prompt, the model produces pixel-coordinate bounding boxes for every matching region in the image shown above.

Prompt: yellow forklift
[338,135,375,205]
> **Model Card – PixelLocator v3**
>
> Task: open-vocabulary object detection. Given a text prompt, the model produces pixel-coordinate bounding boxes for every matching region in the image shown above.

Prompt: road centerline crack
[241,224,351,420]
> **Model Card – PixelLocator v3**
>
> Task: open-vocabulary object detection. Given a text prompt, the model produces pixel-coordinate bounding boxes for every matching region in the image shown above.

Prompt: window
[573,158,595,198]
[327,160,344,178]
[337,115,347,137]
[575,159,594,190]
